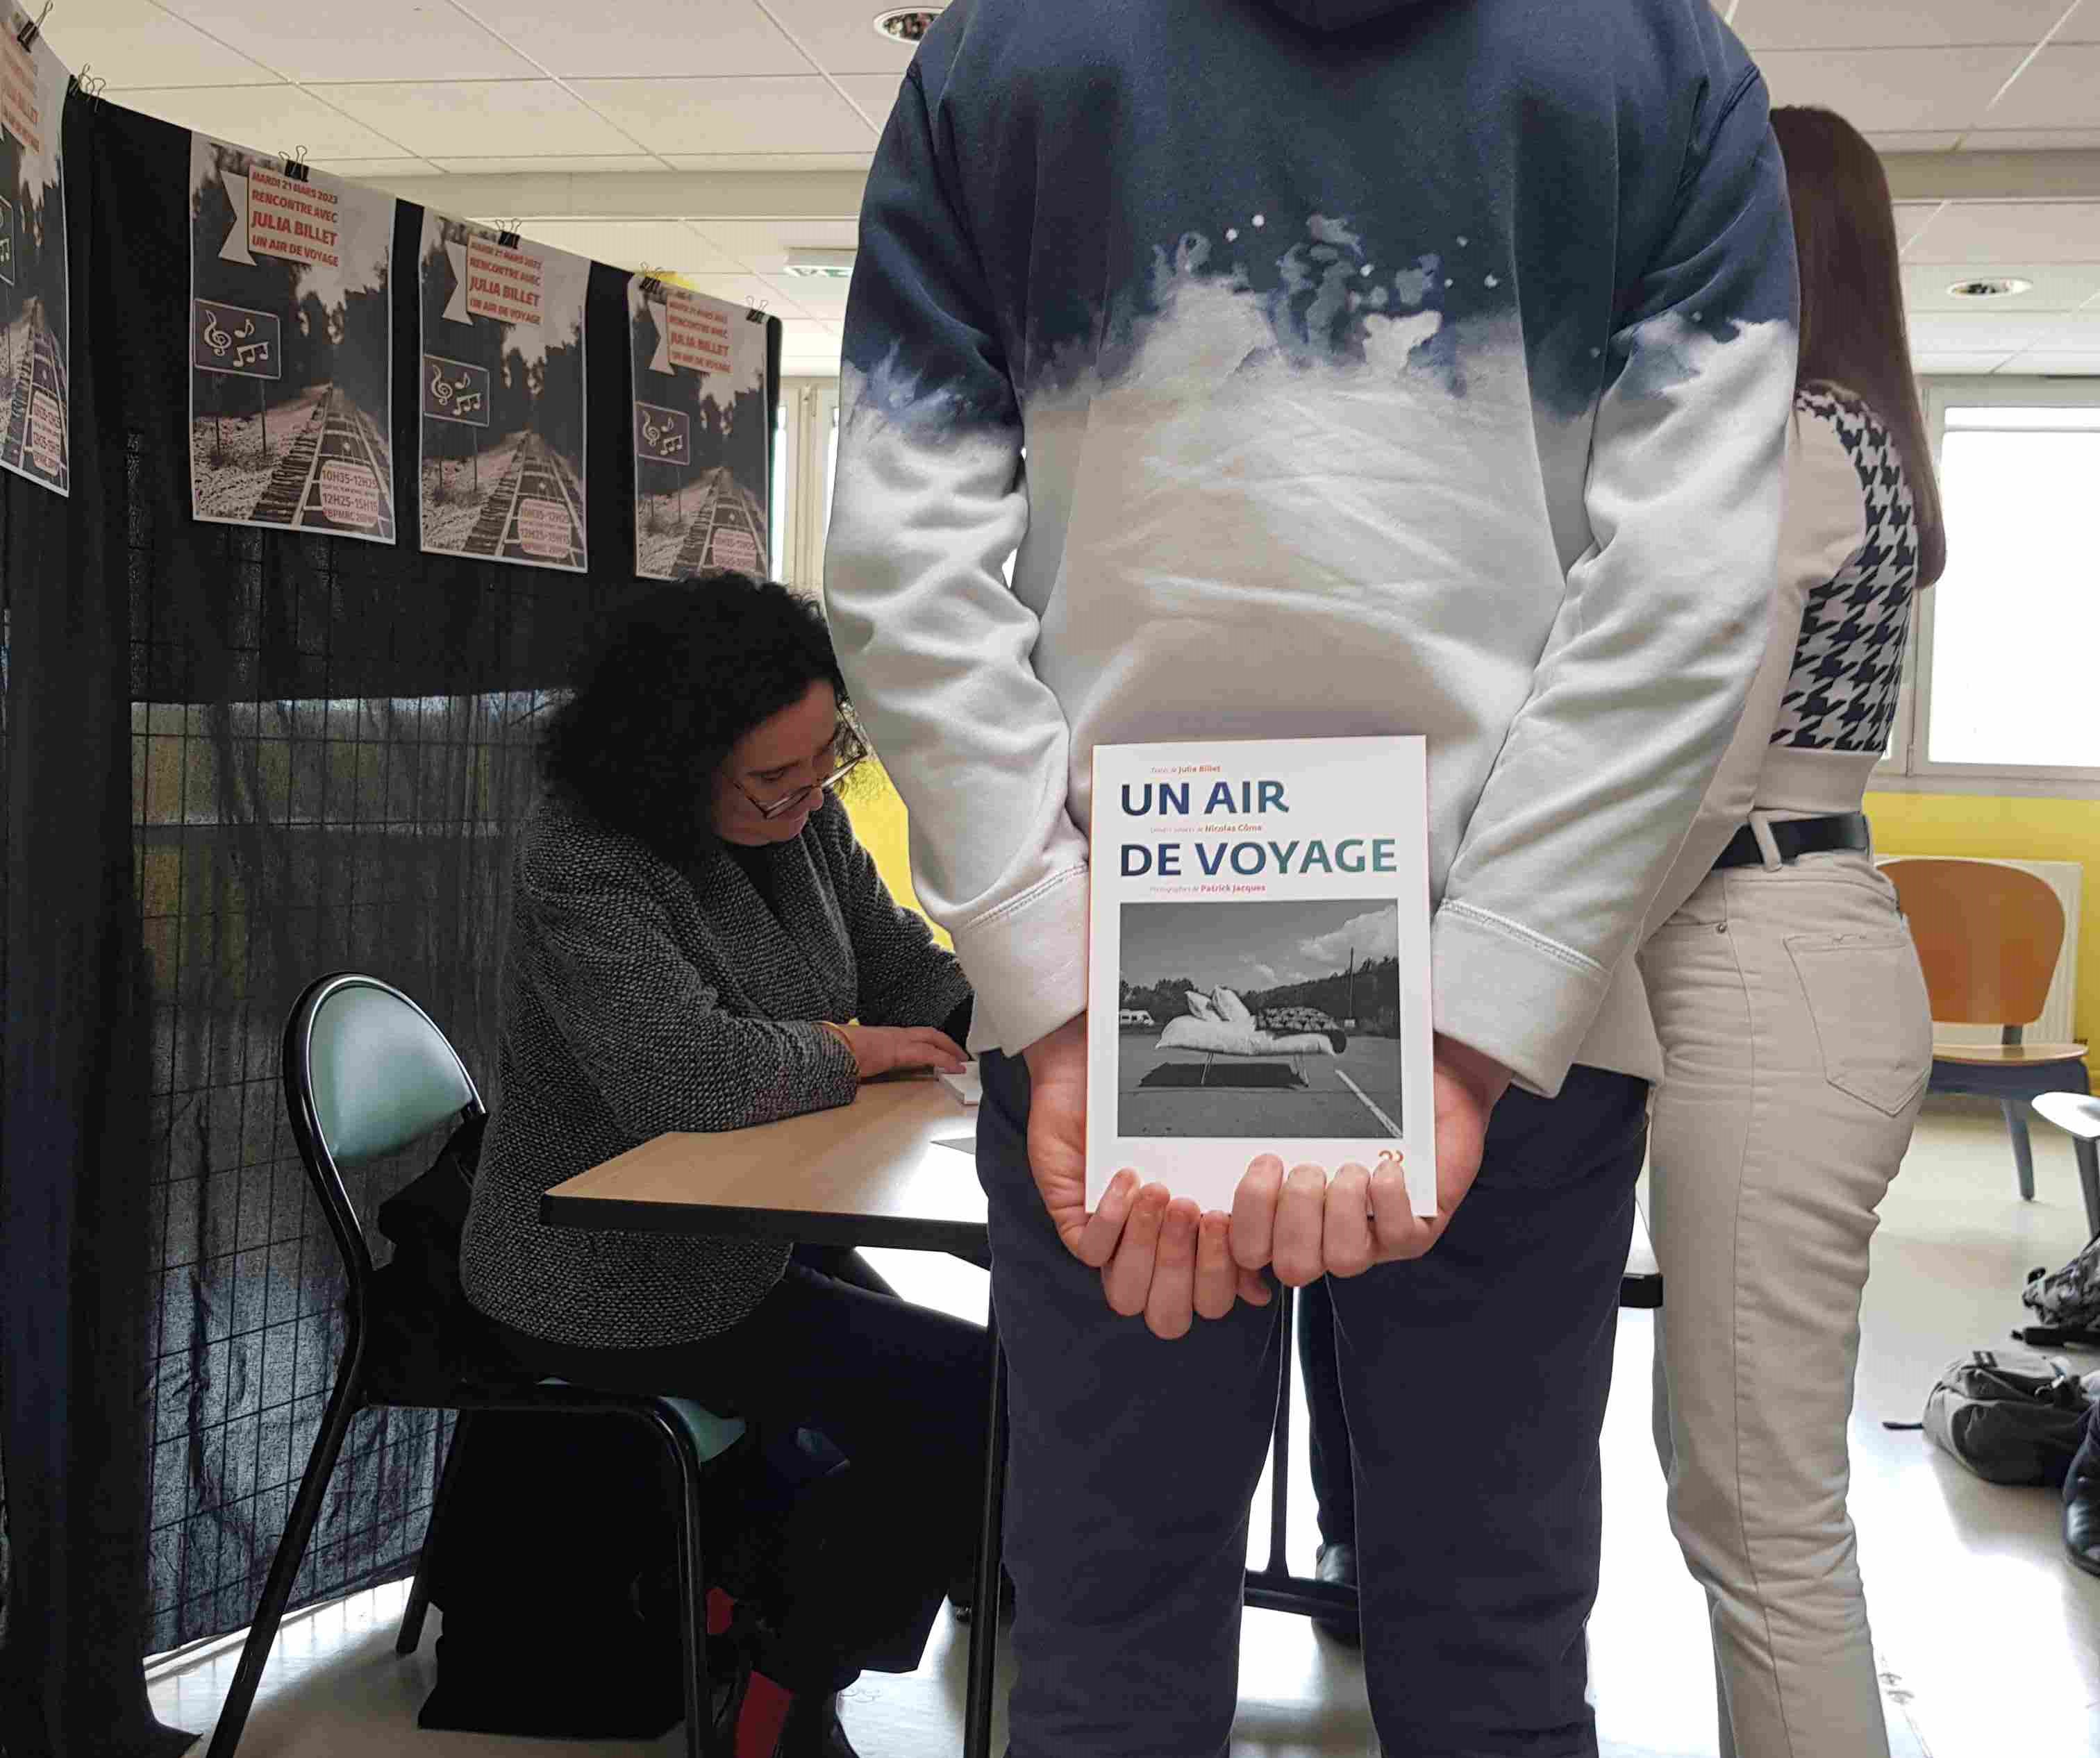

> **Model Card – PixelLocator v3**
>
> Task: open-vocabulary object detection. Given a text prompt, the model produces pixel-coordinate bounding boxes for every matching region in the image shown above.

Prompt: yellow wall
[842,757,953,949]
[1868,790,2100,1064]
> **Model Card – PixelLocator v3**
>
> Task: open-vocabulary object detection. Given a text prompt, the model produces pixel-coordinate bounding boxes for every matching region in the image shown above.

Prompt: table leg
[965,1300,1008,1758]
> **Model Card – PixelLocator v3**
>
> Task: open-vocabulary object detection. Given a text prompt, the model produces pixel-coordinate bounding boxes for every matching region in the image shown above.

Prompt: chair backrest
[1882,858,2065,1028]
[282,972,484,1287]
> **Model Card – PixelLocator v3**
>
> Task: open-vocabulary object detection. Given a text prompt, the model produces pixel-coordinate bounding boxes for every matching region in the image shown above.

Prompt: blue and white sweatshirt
[825,0,1798,1097]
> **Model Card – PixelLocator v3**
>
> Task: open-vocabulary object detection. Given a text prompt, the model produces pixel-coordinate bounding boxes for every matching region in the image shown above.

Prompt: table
[542,1075,1662,1758]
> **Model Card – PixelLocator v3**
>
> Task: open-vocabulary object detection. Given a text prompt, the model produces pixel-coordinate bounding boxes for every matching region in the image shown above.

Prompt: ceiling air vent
[1947,277,2033,300]
[874,9,944,44]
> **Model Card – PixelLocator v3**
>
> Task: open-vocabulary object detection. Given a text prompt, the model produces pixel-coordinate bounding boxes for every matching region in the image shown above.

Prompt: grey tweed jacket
[460,786,972,1348]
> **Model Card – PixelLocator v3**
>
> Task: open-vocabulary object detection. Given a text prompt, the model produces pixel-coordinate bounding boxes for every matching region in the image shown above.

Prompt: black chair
[205,972,745,1758]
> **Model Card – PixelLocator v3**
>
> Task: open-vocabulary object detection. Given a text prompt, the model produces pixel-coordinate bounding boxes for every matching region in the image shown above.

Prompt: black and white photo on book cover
[418,214,588,571]
[1088,737,1435,1217]
[628,275,769,580]
[0,6,67,495]
[188,137,394,539]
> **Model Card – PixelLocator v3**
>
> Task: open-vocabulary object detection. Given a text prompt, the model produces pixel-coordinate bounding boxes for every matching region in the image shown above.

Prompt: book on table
[1086,736,1435,1219]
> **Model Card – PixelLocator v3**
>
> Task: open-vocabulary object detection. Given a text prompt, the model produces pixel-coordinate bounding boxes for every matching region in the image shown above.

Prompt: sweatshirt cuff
[951,865,1090,1057]
[1430,901,1614,1100]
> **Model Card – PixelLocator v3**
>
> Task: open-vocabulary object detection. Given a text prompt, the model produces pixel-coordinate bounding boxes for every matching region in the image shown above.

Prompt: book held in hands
[1086,737,1435,1218]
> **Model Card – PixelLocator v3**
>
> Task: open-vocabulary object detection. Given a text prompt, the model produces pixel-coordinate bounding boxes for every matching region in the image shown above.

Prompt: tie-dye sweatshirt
[824,0,1798,1097]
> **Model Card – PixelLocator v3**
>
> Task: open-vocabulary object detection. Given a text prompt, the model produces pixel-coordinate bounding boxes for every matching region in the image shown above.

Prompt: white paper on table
[938,1065,982,1107]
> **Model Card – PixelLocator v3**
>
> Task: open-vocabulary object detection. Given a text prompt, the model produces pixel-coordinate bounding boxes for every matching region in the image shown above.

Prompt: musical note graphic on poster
[188,135,395,541]
[0,6,71,495]
[418,212,588,572]
[629,276,769,581]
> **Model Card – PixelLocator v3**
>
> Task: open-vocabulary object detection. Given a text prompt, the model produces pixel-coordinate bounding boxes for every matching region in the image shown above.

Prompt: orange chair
[1885,858,2090,1207]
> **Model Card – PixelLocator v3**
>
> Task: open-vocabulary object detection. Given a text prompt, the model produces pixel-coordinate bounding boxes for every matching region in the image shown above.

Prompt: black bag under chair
[1922,1350,2096,1487]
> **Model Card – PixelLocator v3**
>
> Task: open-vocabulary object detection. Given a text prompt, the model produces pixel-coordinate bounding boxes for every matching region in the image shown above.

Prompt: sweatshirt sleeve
[824,60,1089,1057]
[1640,405,1871,935]
[1431,67,1799,1096]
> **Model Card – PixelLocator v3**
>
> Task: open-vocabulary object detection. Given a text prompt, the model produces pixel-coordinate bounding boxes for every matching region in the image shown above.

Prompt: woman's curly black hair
[540,571,847,866]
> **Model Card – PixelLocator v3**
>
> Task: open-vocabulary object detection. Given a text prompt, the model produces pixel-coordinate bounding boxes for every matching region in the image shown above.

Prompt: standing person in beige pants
[1637,106,1948,1758]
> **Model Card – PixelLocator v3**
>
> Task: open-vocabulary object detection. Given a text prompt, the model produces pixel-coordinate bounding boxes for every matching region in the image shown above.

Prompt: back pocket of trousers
[1786,930,1934,1116]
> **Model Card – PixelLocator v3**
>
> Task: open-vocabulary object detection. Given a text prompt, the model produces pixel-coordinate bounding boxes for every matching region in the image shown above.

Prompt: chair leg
[649,1405,719,1758]
[2077,1139,2100,1244]
[396,1409,474,1656]
[2004,1101,2038,1201]
[206,1359,367,1758]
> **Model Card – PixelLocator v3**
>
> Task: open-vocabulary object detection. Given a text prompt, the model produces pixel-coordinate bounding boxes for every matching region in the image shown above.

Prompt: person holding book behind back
[1635,107,1944,1758]
[458,574,989,1758]
[826,2,1797,1753]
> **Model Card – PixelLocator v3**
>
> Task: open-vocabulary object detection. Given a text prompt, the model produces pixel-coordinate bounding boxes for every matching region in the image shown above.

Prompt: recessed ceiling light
[873,8,944,44]
[784,247,858,280]
[1947,277,2033,300]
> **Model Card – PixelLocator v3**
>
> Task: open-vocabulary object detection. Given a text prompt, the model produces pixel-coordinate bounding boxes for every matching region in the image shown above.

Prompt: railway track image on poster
[0,6,71,496]
[419,215,588,572]
[188,137,395,540]
[629,276,767,580]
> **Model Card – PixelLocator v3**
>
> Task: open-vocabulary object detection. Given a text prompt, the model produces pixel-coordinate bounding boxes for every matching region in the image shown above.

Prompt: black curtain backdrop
[0,92,781,1757]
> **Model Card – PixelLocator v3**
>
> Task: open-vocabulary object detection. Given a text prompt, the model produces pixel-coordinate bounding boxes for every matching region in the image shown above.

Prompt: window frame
[1873,374,2100,798]
[774,375,841,595]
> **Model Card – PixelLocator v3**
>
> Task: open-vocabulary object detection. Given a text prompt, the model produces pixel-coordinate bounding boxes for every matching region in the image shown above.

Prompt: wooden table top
[540,1073,1662,1302]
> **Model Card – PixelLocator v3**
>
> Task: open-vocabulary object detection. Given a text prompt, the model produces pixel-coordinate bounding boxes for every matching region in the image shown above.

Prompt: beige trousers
[1638,847,1932,1758]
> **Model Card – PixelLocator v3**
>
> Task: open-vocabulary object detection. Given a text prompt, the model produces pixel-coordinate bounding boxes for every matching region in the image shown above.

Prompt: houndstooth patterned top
[460,787,972,1348]
[1772,385,1921,756]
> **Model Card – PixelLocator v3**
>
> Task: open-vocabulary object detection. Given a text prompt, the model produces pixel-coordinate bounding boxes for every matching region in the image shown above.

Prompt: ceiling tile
[312,80,643,157]
[1908,310,2070,353]
[1958,128,2100,150]
[1866,132,1966,152]
[761,0,920,76]
[1903,262,2100,312]
[569,76,876,153]
[1999,355,2100,375]
[2026,312,2100,347]
[484,219,744,275]
[686,271,814,321]
[1903,201,2100,263]
[50,0,277,89]
[1984,44,2100,133]
[1756,47,2032,134]
[112,83,406,156]
[465,0,811,78]
[430,154,668,174]
[1893,201,1944,253]
[1910,353,2019,375]
[164,0,538,83]
[1734,0,2070,51]
[664,151,875,172]
[310,156,439,180]
[692,218,862,275]
[763,272,851,315]
[833,71,908,126]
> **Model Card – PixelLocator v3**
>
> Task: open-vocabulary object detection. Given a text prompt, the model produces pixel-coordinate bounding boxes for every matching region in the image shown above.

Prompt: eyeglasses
[733,720,870,821]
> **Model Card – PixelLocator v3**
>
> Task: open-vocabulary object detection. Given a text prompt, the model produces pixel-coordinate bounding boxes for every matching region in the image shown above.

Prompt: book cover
[1087,737,1435,1218]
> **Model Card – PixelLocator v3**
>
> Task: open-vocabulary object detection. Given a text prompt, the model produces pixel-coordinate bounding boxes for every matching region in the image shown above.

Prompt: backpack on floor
[2022,1235,2100,1333]
[1922,1349,2092,1487]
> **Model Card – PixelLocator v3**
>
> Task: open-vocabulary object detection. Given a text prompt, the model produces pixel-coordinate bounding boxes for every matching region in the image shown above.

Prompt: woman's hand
[830,1023,969,1080]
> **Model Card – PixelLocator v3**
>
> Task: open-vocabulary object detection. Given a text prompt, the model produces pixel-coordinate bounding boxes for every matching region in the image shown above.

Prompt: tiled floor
[151,1096,2100,1757]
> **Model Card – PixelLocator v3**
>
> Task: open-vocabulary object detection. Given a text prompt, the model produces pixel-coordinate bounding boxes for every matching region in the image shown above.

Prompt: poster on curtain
[187,137,395,539]
[628,276,768,580]
[0,6,71,496]
[419,214,588,571]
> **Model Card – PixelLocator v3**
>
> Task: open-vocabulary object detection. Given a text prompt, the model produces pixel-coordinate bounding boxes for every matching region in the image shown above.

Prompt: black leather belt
[1710,812,1871,870]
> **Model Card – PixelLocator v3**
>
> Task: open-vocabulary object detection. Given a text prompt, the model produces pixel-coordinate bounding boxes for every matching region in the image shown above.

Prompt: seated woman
[460,573,988,1758]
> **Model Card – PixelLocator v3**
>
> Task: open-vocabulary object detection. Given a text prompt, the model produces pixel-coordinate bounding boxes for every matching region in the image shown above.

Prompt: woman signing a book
[457,573,985,1758]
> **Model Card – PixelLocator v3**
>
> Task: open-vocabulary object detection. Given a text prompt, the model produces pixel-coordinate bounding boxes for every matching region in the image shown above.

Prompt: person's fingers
[1368,1154,1435,1262]
[1237,1264,1273,1306]
[922,1029,967,1062]
[1271,1162,1329,1286]
[1322,1162,1376,1279]
[1068,1169,1138,1266]
[1192,1211,1238,1321]
[1230,1155,1285,1270]
[1101,1184,1169,1316]
[1143,1198,1201,1340]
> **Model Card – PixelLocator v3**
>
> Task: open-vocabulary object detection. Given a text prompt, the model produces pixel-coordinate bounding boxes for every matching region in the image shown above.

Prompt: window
[1878,381,2100,793]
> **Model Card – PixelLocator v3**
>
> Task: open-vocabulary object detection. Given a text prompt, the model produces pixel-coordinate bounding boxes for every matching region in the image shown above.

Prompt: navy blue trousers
[978,1052,1647,1758]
